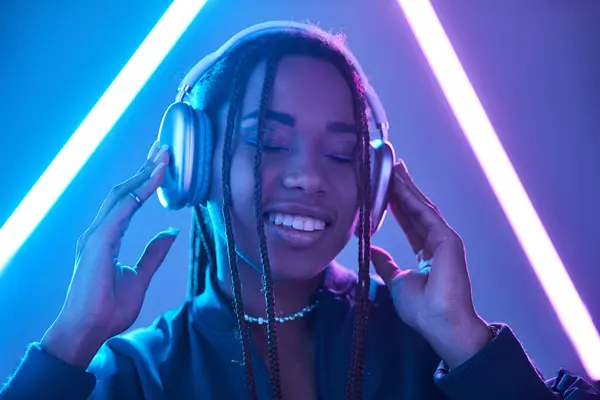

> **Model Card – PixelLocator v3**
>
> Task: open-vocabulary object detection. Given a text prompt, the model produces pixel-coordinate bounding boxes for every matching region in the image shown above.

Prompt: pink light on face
[396,0,600,379]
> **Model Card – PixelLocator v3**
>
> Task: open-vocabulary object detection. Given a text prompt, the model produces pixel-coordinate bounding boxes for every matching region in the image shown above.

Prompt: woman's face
[208,55,361,281]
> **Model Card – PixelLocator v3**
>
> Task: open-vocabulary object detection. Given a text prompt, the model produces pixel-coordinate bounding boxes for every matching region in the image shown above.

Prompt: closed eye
[243,137,290,152]
[326,154,354,163]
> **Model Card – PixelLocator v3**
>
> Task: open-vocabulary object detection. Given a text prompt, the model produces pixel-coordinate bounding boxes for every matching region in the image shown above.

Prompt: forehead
[241,55,355,122]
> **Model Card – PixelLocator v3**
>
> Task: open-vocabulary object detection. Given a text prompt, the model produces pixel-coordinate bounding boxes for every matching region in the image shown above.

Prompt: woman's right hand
[40,141,178,367]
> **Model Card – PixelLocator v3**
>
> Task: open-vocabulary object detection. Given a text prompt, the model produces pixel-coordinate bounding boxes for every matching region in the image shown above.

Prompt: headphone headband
[177,21,389,141]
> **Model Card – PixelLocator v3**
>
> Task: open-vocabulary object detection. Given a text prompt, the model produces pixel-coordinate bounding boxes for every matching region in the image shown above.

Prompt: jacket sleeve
[433,324,600,399]
[85,336,156,399]
[0,340,148,400]
[0,343,96,399]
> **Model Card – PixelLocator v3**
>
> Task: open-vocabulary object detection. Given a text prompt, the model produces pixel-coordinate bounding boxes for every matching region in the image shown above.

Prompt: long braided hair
[188,31,373,400]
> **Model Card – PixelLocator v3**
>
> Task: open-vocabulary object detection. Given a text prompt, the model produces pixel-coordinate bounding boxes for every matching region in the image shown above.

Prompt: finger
[393,170,446,231]
[370,246,403,287]
[143,140,161,169]
[393,175,460,267]
[135,228,179,286]
[394,159,438,210]
[390,178,430,249]
[99,156,169,243]
[77,142,164,255]
[388,185,415,233]
[78,176,150,257]
[93,141,164,226]
[388,198,424,255]
[394,161,459,261]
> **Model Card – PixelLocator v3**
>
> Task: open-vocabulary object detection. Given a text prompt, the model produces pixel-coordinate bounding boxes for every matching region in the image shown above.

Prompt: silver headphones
[157,21,395,234]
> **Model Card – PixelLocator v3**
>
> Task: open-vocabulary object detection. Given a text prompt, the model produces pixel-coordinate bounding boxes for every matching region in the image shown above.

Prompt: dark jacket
[1,265,598,399]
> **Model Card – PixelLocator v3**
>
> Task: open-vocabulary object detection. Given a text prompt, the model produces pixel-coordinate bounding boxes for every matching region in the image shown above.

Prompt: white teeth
[303,219,315,231]
[267,213,327,232]
[283,215,294,227]
[275,214,284,225]
[292,218,304,230]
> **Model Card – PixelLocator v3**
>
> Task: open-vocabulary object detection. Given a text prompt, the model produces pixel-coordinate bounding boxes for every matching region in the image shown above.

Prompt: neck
[213,239,323,320]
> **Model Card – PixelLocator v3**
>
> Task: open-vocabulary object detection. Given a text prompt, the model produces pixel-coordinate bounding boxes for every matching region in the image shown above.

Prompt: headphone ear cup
[191,108,214,205]
[356,139,395,237]
[157,102,214,209]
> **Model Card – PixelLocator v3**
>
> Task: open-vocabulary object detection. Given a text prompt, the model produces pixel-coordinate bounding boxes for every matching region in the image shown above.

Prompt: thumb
[136,227,179,285]
[370,246,403,287]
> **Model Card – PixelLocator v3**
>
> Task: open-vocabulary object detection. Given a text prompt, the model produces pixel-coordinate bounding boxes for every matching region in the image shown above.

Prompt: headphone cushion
[191,108,213,205]
[157,102,214,209]
[361,140,395,236]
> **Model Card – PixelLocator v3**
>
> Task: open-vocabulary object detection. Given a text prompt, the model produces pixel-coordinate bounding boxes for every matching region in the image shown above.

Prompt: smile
[267,213,327,232]
[264,213,329,248]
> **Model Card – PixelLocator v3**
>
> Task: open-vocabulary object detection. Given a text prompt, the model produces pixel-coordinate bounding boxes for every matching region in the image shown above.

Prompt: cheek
[228,151,280,219]
[336,164,360,207]
[325,164,360,228]
[229,155,256,207]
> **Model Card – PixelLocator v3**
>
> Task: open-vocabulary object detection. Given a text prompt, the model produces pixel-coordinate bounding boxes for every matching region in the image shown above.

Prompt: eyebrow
[241,109,357,133]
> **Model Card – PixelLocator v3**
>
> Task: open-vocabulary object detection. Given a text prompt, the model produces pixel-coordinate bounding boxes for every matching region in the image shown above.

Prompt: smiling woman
[178,31,374,399]
[1,21,598,400]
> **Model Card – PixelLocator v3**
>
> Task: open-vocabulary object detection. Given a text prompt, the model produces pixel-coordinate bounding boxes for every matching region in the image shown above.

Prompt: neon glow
[396,0,600,379]
[0,0,208,272]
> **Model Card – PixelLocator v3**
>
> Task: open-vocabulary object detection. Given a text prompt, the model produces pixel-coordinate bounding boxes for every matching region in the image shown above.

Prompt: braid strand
[254,55,283,400]
[222,54,258,400]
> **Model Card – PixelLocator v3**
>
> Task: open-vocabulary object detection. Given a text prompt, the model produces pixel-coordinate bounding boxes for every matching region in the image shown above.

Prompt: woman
[1,21,597,400]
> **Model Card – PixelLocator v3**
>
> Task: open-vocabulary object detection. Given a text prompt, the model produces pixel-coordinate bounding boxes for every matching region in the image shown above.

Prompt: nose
[282,153,326,195]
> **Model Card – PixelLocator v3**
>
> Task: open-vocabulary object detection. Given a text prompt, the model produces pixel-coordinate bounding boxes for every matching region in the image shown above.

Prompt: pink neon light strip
[396,0,600,379]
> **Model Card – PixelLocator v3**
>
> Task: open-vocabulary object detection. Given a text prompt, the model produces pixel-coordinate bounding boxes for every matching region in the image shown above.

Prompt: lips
[264,218,327,248]
[262,202,335,226]
[267,213,326,232]
[261,202,334,248]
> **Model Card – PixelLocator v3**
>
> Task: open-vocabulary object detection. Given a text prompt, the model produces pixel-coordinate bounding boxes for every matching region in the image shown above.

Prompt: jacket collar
[191,262,357,335]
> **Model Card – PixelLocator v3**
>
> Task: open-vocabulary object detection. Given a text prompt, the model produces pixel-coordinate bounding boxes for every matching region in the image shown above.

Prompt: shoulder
[102,301,192,360]
[87,302,194,396]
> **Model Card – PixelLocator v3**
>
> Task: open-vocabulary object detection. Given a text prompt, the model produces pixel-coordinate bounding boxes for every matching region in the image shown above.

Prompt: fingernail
[153,145,169,163]
[398,158,408,171]
[158,227,180,239]
[147,140,160,160]
[165,226,180,236]
[151,161,166,177]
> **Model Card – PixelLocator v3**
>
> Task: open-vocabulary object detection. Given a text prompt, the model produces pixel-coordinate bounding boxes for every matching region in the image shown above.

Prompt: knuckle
[431,225,461,244]
[109,184,124,198]
[76,232,87,247]
[77,226,96,246]
[75,234,87,256]
[446,230,463,246]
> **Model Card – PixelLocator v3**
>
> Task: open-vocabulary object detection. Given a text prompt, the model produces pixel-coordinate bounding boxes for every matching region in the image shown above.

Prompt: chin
[268,258,327,283]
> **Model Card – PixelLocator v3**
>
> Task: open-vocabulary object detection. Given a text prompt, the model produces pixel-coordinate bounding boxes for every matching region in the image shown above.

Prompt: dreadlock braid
[345,76,373,400]
[346,148,365,399]
[189,211,200,297]
[189,206,217,297]
[253,54,283,399]
[221,53,258,400]
[355,117,372,399]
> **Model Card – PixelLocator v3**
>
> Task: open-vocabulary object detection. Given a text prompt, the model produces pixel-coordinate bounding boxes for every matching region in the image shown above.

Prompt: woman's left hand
[370,160,492,368]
